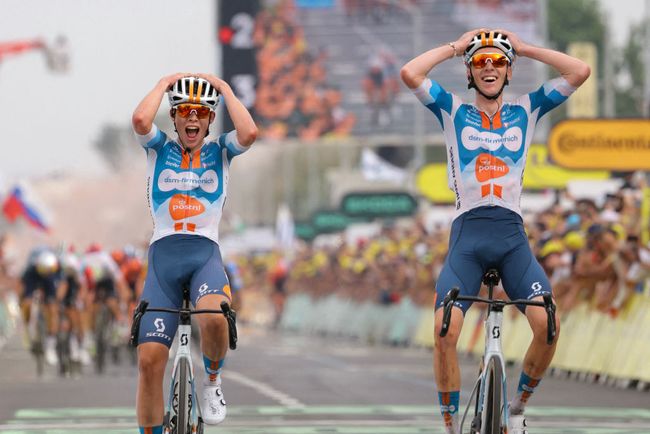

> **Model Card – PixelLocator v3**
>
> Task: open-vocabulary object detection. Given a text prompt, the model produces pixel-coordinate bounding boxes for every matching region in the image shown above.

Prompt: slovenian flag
[2,186,49,232]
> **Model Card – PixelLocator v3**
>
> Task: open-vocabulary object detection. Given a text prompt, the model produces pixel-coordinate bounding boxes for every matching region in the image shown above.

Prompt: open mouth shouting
[186,126,201,140]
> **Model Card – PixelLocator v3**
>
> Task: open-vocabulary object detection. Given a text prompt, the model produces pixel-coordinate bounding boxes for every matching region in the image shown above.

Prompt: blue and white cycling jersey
[135,124,249,244]
[413,77,575,218]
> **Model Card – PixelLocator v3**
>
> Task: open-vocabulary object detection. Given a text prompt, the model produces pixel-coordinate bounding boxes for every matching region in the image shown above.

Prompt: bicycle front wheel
[176,358,190,434]
[482,356,503,434]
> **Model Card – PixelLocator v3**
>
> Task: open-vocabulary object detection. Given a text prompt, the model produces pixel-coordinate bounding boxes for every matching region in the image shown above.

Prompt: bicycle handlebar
[439,288,557,345]
[129,300,238,350]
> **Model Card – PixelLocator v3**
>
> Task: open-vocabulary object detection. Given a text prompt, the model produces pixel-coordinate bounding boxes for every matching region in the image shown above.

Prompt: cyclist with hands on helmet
[132,73,257,434]
[401,29,590,434]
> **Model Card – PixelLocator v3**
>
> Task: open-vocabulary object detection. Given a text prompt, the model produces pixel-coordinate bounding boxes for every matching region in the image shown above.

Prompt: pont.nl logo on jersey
[475,153,509,182]
[169,194,205,220]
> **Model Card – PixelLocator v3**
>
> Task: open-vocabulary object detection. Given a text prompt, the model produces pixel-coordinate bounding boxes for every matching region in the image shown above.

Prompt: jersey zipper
[487,114,494,206]
[186,151,193,222]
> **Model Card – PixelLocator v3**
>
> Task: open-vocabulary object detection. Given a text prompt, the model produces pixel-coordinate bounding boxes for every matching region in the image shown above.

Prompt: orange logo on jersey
[169,194,205,220]
[222,284,232,299]
[475,153,509,182]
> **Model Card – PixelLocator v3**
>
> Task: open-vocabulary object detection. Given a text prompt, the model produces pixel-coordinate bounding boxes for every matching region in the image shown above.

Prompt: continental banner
[548,119,650,170]
[416,144,610,203]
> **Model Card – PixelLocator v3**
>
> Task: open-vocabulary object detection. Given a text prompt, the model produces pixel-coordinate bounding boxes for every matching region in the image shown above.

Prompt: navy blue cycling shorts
[21,266,58,303]
[137,234,231,347]
[435,206,552,314]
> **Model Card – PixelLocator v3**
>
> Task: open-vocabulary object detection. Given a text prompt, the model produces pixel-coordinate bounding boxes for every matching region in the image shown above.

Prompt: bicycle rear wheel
[482,356,503,434]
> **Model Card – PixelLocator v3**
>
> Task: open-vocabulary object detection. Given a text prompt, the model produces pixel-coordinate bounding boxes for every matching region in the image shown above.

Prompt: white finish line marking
[226,370,306,409]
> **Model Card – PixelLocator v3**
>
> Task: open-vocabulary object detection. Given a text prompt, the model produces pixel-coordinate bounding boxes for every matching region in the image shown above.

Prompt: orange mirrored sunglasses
[470,53,511,69]
[174,104,212,119]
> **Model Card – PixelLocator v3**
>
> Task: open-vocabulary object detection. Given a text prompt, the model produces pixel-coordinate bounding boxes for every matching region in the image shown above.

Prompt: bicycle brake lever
[440,288,460,338]
[542,294,556,345]
[129,300,149,348]
[221,301,238,350]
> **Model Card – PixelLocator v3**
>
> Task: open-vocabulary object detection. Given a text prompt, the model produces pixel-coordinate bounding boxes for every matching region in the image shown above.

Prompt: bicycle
[130,287,238,434]
[439,269,557,434]
[93,287,113,374]
[27,289,47,377]
[56,304,73,377]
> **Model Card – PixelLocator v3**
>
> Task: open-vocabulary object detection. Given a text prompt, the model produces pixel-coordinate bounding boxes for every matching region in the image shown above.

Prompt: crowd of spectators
[231,172,649,322]
[253,0,356,140]
[342,0,421,23]
[362,47,400,128]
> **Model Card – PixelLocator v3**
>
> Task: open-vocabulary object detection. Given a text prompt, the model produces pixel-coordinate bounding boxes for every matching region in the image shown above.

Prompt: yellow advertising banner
[523,144,609,189]
[416,145,609,202]
[567,42,598,118]
[416,163,455,204]
[548,119,650,170]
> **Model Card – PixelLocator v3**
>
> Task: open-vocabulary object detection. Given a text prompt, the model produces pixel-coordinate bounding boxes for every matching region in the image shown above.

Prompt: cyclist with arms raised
[132,73,257,434]
[401,30,590,433]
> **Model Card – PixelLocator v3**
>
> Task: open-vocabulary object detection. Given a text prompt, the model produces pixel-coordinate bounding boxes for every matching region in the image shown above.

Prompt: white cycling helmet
[464,31,516,64]
[167,76,220,110]
[35,250,59,276]
[60,253,80,275]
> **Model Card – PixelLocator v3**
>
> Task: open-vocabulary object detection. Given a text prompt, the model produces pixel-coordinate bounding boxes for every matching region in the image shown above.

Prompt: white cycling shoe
[44,336,59,366]
[201,376,227,425]
[508,414,528,434]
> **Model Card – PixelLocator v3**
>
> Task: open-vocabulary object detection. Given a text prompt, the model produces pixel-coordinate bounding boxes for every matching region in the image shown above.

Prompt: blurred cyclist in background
[132,73,257,433]
[224,258,244,311]
[83,243,129,323]
[401,29,590,433]
[59,250,88,365]
[19,248,62,365]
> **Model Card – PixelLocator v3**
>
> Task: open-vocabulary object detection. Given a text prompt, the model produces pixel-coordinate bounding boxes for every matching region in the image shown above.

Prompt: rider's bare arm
[400,28,487,89]
[195,73,258,147]
[132,73,189,136]
[494,29,591,88]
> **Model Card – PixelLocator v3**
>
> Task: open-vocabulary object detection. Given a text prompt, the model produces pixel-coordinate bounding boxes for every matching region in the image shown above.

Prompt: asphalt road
[1,324,650,434]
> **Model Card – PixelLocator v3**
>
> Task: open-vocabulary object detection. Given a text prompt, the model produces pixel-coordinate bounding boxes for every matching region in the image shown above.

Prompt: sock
[203,355,224,384]
[509,372,541,415]
[438,391,460,434]
[138,426,163,434]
